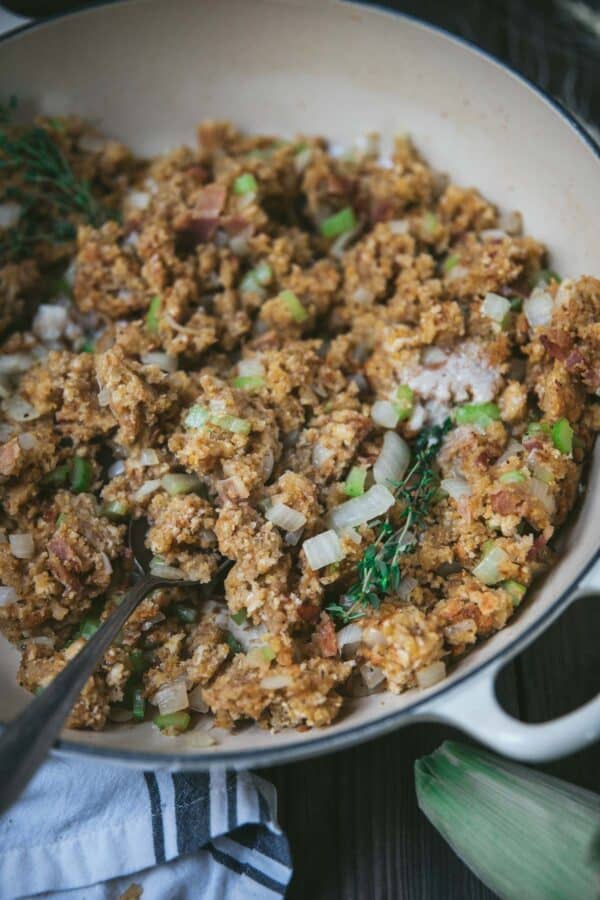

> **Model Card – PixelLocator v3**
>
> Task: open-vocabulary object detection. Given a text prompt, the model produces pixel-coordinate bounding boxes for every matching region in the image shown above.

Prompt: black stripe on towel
[143,772,166,864]
[226,769,238,830]
[232,824,292,867]
[207,841,287,895]
[172,772,211,856]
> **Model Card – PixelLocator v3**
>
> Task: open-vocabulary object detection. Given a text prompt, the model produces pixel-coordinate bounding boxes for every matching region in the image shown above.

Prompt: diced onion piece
[161,473,203,496]
[9,533,34,559]
[127,190,151,210]
[79,132,107,153]
[397,576,418,600]
[416,660,446,688]
[529,477,556,514]
[336,622,363,651]
[108,459,126,478]
[188,685,209,713]
[294,147,312,173]
[0,202,21,228]
[523,289,554,327]
[497,439,524,466]
[265,502,307,532]
[330,226,359,258]
[330,483,395,529]
[185,404,210,429]
[480,229,508,242]
[0,586,18,606]
[153,678,189,715]
[363,627,388,649]
[141,352,177,373]
[371,399,399,429]
[498,209,522,235]
[2,396,40,422]
[481,292,510,323]
[260,674,293,690]
[18,432,37,450]
[472,544,509,586]
[351,286,374,305]
[360,664,386,691]
[312,443,333,467]
[213,414,251,435]
[133,478,161,501]
[238,358,264,378]
[440,477,472,500]
[33,304,68,342]
[422,346,447,367]
[0,353,34,374]
[149,562,186,580]
[139,448,159,467]
[530,461,553,484]
[387,219,409,235]
[373,431,410,486]
[303,529,345,570]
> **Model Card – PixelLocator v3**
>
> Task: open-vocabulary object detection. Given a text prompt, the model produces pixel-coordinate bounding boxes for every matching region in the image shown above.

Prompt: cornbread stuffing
[0,113,598,736]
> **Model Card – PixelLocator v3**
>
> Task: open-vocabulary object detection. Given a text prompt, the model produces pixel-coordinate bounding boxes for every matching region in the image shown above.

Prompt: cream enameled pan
[0,0,599,768]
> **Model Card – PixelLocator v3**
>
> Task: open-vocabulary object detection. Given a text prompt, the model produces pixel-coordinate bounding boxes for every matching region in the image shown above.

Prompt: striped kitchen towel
[0,755,292,899]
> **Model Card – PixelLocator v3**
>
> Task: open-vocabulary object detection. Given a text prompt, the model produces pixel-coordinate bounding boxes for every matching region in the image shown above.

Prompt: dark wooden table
[262,3,600,896]
[263,594,599,899]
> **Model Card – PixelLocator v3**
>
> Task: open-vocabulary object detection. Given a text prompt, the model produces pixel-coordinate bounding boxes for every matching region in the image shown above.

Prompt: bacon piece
[539,329,572,362]
[298,602,320,624]
[491,489,522,516]
[527,533,547,561]
[194,183,226,218]
[314,612,338,657]
[0,438,21,477]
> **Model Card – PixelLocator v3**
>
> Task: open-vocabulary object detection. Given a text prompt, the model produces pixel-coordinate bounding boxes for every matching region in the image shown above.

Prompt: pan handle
[420,558,600,762]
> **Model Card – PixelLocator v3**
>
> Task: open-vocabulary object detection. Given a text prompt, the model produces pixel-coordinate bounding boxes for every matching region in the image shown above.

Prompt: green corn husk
[415,741,600,900]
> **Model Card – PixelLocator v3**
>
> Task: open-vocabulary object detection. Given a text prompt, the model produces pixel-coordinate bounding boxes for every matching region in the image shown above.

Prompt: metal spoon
[0,518,231,815]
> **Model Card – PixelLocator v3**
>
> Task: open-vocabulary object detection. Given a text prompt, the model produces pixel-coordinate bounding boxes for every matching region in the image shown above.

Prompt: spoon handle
[0,573,163,815]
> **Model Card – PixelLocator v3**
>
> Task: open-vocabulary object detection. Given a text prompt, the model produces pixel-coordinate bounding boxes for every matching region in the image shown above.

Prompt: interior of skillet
[0,0,599,762]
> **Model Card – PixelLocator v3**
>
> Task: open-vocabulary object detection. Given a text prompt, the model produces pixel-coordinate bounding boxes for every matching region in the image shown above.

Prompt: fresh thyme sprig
[326,418,452,625]
[0,100,112,263]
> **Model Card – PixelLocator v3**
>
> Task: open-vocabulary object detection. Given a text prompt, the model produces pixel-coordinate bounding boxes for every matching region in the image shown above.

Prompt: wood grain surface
[263,594,599,899]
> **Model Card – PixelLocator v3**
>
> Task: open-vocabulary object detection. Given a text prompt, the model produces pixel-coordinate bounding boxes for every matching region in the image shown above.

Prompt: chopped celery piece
[184,404,211,430]
[254,261,272,285]
[154,711,190,731]
[551,418,573,454]
[344,466,367,498]
[129,650,148,675]
[161,473,203,495]
[442,253,460,273]
[455,402,500,428]
[80,339,95,353]
[320,206,356,238]
[260,645,276,662]
[509,296,523,311]
[280,289,308,323]
[498,470,526,484]
[56,513,65,526]
[226,633,243,654]
[70,456,92,493]
[231,608,247,626]
[423,211,439,234]
[532,268,561,287]
[101,500,129,521]
[145,295,161,332]
[232,375,264,391]
[175,605,197,624]
[43,463,70,487]
[132,687,146,720]
[501,579,527,605]
[233,172,258,195]
[395,384,414,421]
[526,421,551,437]
[79,618,101,639]
[212,414,251,435]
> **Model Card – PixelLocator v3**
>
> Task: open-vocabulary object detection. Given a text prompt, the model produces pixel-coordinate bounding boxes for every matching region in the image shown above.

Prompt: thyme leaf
[0,100,113,263]
[327,418,452,625]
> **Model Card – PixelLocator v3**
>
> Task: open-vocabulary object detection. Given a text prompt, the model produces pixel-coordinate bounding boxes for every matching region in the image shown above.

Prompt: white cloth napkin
[0,754,292,899]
